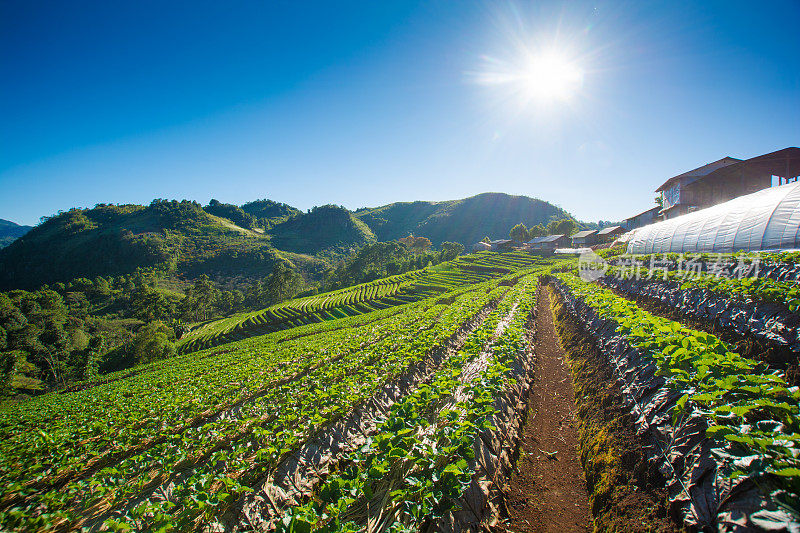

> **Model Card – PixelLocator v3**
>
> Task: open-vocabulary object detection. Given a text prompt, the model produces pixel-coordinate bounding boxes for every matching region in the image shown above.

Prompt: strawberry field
[1,250,799,531]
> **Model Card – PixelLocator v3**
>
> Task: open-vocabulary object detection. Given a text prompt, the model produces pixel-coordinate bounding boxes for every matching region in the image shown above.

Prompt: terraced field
[0,256,557,531]
[3,250,798,532]
[178,251,554,353]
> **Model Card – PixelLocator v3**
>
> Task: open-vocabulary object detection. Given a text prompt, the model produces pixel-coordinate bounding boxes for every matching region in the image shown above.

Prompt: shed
[596,226,624,242]
[571,230,598,247]
[656,147,800,220]
[525,234,568,252]
[472,241,492,252]
[488,239,515,251]
[622,206,661,231]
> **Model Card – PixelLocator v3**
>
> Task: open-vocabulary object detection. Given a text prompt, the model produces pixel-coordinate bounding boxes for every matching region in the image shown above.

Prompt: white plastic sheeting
[628,181,800,254]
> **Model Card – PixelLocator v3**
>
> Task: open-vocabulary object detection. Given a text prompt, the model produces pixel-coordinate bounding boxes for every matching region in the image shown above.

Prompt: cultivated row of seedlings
[272,272,541,532]
[596,263,800,384]
[607,252,800,283]
[178,263,498,354]
[0,271,529,531]
[551,271,800,531]
[454,251,547,273]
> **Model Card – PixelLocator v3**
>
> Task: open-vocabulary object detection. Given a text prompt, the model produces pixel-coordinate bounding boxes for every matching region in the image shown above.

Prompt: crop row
[82,280,515,532]
[553,271,800,528]
[600,263,800,312]
[0,276,512,531]
[276,272,540,532]
[178,252,550,354]
[608,252,800,283]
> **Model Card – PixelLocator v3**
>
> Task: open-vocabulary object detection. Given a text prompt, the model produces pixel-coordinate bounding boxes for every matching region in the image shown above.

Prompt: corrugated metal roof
[623,206,660,222]
[597,226,622,235]
[655,157,741,192]
[526,234,565,244]
[571,230,597,238]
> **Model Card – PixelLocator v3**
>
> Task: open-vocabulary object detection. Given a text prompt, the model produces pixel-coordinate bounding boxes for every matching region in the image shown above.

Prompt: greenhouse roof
[628,180,800,254]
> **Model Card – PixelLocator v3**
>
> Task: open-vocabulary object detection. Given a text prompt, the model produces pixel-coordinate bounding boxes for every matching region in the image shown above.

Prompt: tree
[132,288,175,322]
[528,224,546,238]
[398,235,416,249]
[131,321,176,365]
[481,236,491,243]
[555,219,578,236]
[217,291,235,316]
[509,223,529,243]
[179,275,218,322]
[411,237,432,253]
[439,242,464,260]
[0,350,17,396]
[259,263,305,307]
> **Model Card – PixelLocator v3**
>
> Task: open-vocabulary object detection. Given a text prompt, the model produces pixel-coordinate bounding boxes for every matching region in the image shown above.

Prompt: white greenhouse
[627,180,800,254]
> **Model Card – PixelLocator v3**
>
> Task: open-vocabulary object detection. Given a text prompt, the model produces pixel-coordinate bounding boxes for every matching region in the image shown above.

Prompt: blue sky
[1,0,798,226]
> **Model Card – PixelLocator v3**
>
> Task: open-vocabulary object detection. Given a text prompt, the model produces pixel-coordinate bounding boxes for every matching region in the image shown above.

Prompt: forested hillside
[0,192,571,291]
[0,192,576,395]
[0,200,281,290]
[355,192,572,245]
[269,204,376,254]
[0,219,32,248]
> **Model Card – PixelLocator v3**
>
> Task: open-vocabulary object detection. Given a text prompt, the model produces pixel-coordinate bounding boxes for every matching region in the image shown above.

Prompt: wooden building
[571,230,598,247]
[525,234,568,253]
[596,225,625,242]
[622,206,660,231]
[488,239,515,251]
[656,147,800,220]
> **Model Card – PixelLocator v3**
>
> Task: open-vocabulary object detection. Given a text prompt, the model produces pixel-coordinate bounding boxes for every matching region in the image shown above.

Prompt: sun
[519,52,583,102]
[469,46,585,108]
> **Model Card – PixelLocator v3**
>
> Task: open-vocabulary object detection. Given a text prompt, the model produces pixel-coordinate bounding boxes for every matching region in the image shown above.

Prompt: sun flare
[470,45,585,108]
[519,52,583,102]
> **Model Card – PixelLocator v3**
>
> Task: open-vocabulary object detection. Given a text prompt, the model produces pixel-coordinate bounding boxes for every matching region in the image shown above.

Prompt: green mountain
[270,204,376,254]
[0,193,571,291]
[241,199,302,226]
[0,219,32,248]
[355,192,571,245]
[0,201,282,290]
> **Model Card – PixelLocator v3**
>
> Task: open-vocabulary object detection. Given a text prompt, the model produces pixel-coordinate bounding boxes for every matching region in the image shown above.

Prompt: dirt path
[499,287,592,533]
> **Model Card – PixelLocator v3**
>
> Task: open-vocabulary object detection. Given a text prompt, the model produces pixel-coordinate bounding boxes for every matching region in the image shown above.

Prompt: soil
[548,285,677,533]
[497,287,592,533]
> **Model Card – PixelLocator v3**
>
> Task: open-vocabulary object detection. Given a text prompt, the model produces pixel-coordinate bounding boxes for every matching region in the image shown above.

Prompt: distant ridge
[0,192,571,290]
[356,192,572,245]
[0,219,32,248]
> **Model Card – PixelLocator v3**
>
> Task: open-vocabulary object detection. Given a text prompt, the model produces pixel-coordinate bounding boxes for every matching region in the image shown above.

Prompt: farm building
[622,206,660,231]
[596,226,624,242]
[488,239,515,251]
[524,234,568,253]
[472,241,492,252]
[656,147,800,220]
[627,180,800,254]
[571,230,598,247]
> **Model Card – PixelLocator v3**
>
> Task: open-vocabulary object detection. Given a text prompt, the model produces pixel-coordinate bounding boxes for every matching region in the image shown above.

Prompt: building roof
[698,147,800,184]
[597,225,623,235]
[527,234,565,244]
[628,180,800,254]
[655,156,742,192]
[623,206,661,222]
[489,239,512,245]
[571,230,597,239]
